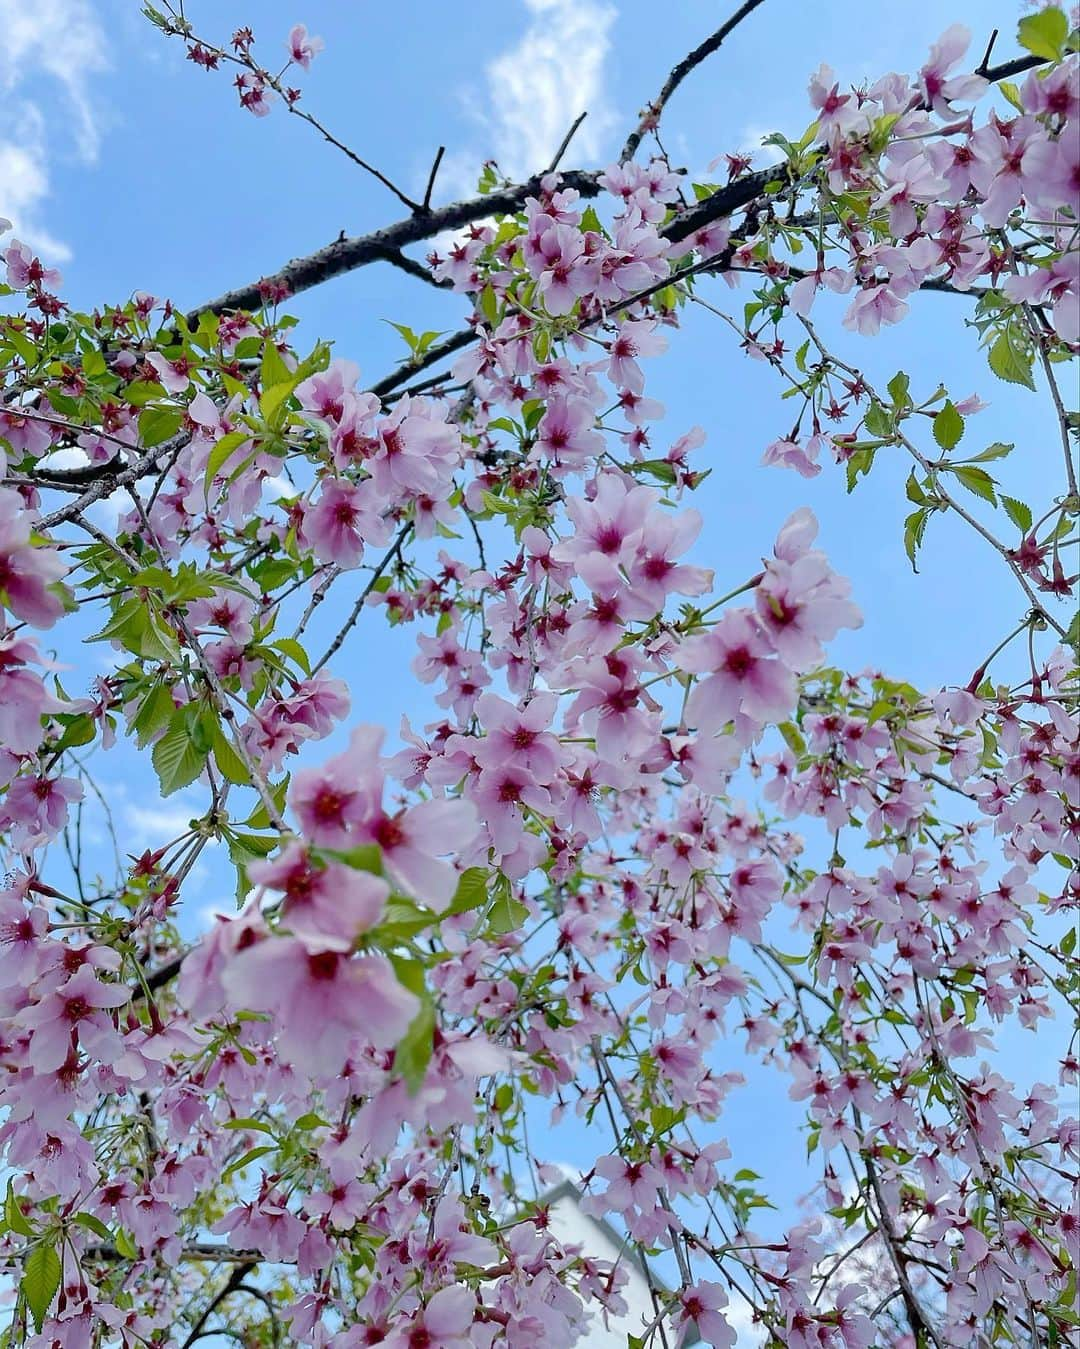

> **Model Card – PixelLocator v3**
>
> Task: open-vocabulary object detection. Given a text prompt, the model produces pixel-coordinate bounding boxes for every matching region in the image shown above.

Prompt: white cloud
[126,799,209,845]
[0,0,107,259]
[445,0,617,197]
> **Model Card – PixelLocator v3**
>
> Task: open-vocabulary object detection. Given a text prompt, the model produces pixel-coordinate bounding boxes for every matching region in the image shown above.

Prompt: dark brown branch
[38,430,192,531]
[181,1259,258,1349]
[620,0,770,163]
[978,51,1063,81]
[311,523,412,674]
[368,327,478,398]
[422,145,446,212]
[26,456,124,487]
[372,246,452,289]
[188,170,601,321]
[136,951,187,998]
[547,112,589,173]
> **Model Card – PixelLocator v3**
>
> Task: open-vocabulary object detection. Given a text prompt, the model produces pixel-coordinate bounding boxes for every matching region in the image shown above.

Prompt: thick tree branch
[188,170,601,321]
[620,0,770,163]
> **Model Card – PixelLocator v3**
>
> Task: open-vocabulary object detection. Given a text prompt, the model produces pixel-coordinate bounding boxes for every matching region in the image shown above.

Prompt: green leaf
[21,1243,61,1334]
[886,370,911,409]
[987,332,1036,390]
[375,895,436,941]
[113,1227,138,1259]
[949,464,998,505]
[932,401,964,451]
[447,867,489,916]
[845,448,876,492]
[223,1145,277,1179]
[903,507,931,572]
[5,1184,33,1236]
[203,430,250,496]
[488,890,528,936]
[966,441,1014,464]
[260,339,292,391]
[392,995,436,1094]
[72,1211,112,1241]
[245,776,288,830]
[479,284,499,327]
[863,401,893,437]
[211,726,251,787]
[634,459,677,485]
[223,1117,277,1135]
[1002,495,1033,534]
[998,80,1023,112]
[152,715,209,796]
[51,712,97,754]
[270,637,311,675]
[131,683,176,749]
[1018,6,1068,61]
[138,405,183,448]
[325,843,384,875]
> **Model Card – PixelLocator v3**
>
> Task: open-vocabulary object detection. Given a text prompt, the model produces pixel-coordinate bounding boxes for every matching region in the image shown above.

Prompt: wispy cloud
[444,0,617,197]
[0,0,107,258]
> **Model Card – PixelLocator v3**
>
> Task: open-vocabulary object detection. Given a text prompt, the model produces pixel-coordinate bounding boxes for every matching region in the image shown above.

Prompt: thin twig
[547,112,588,174]
[422,145,446,212]
[311,523,412,674]
[620,0,769,163]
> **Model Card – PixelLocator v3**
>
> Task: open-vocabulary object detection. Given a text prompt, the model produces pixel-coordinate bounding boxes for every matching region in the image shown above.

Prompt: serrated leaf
[447,867,488,916]
[138,405,183,448]
[1018,6,1068,61]
[966,441,1013,464]
[863,401,893,437]
[903,506,931,571]
[635,458,677,485]
[887,370,911,408]
[932,401,964,451]
[998,80,1023,112]
[152,715,209,796]
[21,1242,61,1333]
[203,430,250,497]
[488,891,528,936]
[211,726,250,787]
[270,636,311,675]
[72,1212,112,1241]
[131,682,176,749]
[324,843,384,874]
[905,470,928,504]
[949,464,998,504]
[987,332,1035,390]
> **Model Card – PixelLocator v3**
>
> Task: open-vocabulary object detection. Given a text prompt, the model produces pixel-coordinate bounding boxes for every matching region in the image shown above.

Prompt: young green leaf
[932,401,964,451]
[21,1243,61,1334]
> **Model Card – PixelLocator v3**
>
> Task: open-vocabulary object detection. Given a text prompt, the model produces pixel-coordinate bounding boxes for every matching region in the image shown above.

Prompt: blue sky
[1,0,1069,1323]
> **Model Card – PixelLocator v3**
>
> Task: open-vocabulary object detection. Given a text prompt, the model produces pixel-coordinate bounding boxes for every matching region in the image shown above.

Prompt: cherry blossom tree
[0,3,1076,1346]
